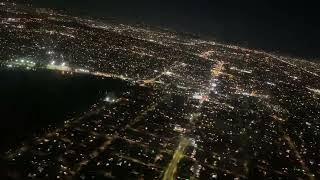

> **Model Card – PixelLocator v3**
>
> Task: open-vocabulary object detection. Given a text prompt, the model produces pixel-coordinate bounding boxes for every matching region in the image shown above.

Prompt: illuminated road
[2,3,320,179]
[162,138,190,180]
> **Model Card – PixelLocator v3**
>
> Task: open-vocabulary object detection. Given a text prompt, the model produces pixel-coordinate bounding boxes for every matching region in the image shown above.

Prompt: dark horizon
[2,1,320,179]
[18,0,320,62]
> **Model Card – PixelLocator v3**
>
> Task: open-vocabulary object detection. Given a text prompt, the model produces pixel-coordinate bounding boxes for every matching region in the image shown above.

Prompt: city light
[1,2,320,180]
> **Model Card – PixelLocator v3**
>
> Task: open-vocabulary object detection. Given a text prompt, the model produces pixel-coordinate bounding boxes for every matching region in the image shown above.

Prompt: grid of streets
[1,1,320,179]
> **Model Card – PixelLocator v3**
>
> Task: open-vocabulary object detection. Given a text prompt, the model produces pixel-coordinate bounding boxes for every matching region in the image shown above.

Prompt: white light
[51,61,55,65]
[212,174,217,179]
[192,93,202,100]
[266,82,276,86]
[164,71,173,76]
[61,62,65,66]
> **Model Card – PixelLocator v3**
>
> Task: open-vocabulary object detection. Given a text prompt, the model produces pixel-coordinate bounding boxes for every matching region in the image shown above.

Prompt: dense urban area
[1,1,320,179]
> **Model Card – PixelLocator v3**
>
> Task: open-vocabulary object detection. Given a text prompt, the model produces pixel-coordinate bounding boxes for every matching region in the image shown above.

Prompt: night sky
[25,0,319,61]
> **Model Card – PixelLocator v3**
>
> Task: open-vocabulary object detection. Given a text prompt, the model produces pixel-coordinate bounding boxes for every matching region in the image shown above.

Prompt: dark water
[0,69,127,152]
